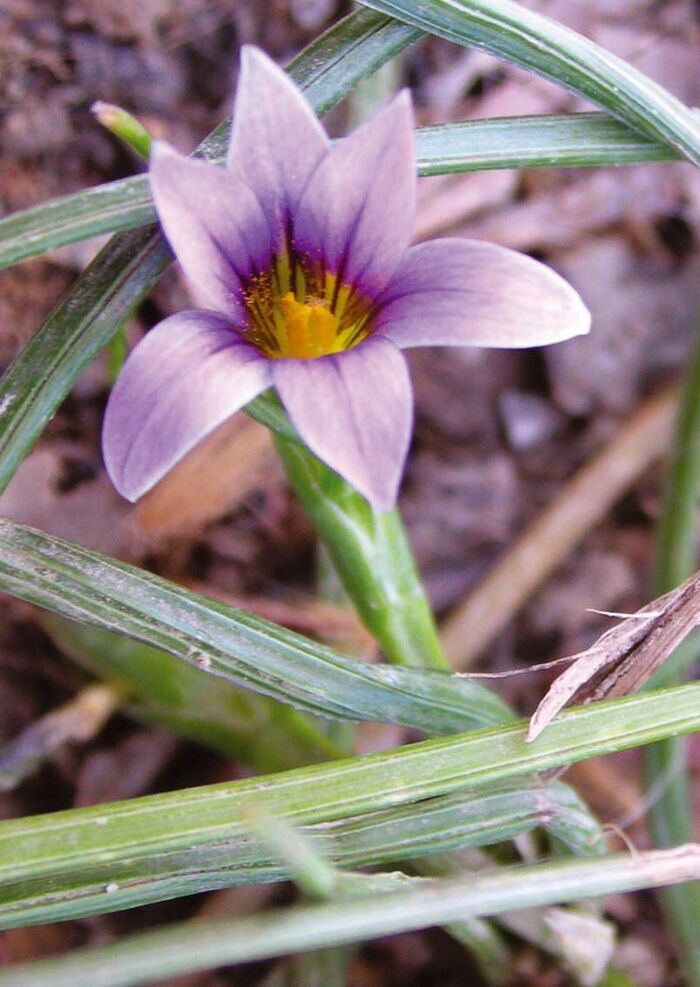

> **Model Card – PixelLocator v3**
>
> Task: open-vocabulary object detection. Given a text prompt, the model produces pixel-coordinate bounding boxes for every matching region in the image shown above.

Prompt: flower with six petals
[103,47,590,511]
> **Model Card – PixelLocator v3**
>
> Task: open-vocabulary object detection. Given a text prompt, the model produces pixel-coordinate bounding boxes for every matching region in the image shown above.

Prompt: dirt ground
[1,1,700,983]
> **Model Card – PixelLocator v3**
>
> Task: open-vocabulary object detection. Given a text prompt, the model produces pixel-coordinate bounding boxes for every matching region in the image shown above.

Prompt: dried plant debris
[0,684,121,792]
[528,570,700,741]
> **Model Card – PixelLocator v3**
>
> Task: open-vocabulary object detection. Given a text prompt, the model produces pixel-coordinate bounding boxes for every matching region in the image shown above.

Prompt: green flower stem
[647,326,700,986]
[274,434,449,670]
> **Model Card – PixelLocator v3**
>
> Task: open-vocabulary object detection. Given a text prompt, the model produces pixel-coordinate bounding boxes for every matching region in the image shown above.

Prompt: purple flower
[103,47,590,511]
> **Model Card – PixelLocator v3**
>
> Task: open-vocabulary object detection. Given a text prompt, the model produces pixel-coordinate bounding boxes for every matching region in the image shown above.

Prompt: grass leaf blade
[0,518,513,732]
[2,846,698,986]
[359,0,700,164]
[0,113,678,271]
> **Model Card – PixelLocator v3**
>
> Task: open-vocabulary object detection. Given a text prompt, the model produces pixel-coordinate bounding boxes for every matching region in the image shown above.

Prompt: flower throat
[242,251,372,359]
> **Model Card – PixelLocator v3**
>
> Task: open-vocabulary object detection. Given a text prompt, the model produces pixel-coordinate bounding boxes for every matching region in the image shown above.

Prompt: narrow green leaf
[0,113,679,271]
[0,781,592,928]
[416,112,678,174]
[0,177,151,269]
[43,617,345,771]
[336,871,511,987]
[0,9,420,495]
[359,0,700,164]
[647,325,700,985]
[0,680,699,928]
[0,229,170,494]
[2,846,698,987]
[0,519,513,732]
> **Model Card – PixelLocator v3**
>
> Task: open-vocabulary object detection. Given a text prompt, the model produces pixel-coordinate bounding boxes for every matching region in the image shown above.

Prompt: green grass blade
[0,782,575,929]
[196,9,421,163]
[416,112,678,174]
[0,112,678,271]
[653,328,700,599]
[0,519,513,732]
[647,326,700,985]
[0,228,170,495]
[0,10,420,496]
[337,872,511,987]
[359,0,700,164]
[43,617,345,770]
[0,683,699,921]
[2,846,698,987]
[0,176,151,269]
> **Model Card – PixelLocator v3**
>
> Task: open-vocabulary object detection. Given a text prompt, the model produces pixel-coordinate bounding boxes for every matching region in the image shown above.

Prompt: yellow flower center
[242,253,371,359]
[278,292,337,358]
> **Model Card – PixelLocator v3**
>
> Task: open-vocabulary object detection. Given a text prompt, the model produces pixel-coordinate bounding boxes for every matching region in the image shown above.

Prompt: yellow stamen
[279,291,338,358]
[243,255,372,358]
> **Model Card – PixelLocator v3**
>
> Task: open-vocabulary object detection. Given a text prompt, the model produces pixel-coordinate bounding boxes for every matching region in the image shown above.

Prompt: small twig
[441,385,679,668]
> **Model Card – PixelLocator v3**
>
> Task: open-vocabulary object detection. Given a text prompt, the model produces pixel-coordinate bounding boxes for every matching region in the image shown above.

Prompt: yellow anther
[308,303,336,353]
[243,268,370,359]
[279,291,337,358]
[279,292,307,324]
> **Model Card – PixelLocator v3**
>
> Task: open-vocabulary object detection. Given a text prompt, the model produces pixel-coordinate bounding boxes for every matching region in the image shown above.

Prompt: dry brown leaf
[0,684,121,791]
[528,570,700,741]
[0,447,130,557]
[133,414,278,539]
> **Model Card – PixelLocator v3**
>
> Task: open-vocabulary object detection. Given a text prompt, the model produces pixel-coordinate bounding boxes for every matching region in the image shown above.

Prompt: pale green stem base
[274,434,449,670]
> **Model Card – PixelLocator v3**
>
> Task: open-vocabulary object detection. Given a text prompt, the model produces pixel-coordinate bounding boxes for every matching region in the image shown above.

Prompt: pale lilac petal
[375,239,591,349]
[272,337,412,511]
[227,46,329,230]
[103,311,271,501]
[293,91,416,299]
[150,143,271,320]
